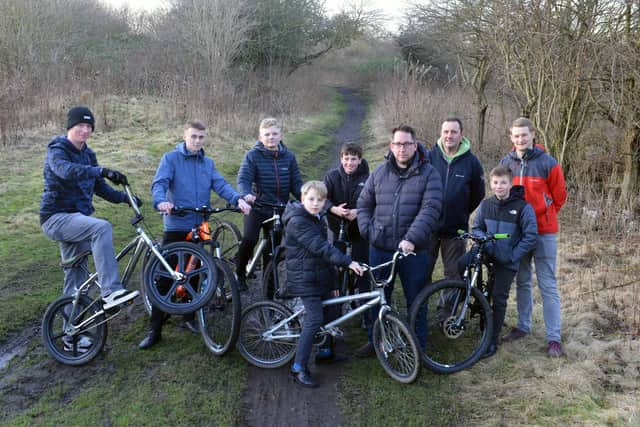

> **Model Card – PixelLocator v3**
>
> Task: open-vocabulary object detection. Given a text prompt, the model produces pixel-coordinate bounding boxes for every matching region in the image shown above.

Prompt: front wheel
[41,295,107,366]
[409,279,492,374]
[143,242,217,315]
[197,258,241,356]
[373,311,420,383]
[212,221,241,262]
[237,300,300,369]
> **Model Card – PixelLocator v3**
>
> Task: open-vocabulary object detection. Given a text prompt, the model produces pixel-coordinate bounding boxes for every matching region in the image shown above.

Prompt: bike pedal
[327,327,344,337]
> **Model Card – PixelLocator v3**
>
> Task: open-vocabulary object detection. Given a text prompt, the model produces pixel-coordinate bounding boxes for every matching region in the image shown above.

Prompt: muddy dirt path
[240,87,367,427]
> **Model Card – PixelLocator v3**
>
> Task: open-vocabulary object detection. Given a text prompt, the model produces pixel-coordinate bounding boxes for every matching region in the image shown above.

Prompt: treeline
[393,0,640,206]
[0,0,372,142]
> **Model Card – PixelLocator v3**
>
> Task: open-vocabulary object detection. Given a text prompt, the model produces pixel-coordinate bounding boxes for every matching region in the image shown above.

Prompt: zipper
[273,154,280,202]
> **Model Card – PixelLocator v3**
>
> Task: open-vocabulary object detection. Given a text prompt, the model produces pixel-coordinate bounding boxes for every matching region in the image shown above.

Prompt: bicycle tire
[409,279,492,374]
[41,295,107,366]
[212,221,241,262]
[197,258,241,356]
[262,249,286,300]
[143,241,217,315]
[237,300,300,369]
[373,311,420,383]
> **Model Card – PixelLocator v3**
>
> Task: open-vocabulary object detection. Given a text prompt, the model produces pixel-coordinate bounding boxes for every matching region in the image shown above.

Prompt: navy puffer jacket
[323,159,369,238]
[40,136,126,224]
[357,144,442,251]
[283,202,352,297]
[237,141,303,206]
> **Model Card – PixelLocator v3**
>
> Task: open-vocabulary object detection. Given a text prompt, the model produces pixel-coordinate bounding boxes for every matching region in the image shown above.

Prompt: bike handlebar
[171,206,241,217]
[456,230,510,243]
[253,200,287,211]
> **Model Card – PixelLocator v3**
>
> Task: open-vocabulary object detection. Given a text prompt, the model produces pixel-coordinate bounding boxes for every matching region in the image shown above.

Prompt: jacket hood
[386,142,429,174]
[494,184,526,205]
[254,140,289,157]
[436,137,471,161]
[338,158,369,180]
[283,200,321,226]
[48,135,84,153]
[176,141,204,158]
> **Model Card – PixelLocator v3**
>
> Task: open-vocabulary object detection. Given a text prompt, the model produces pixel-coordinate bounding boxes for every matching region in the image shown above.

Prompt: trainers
[63,335,92,353]
[501,327,528,342]
[547,341,564,357]
[102,289,139,310]
[354,341,375,358]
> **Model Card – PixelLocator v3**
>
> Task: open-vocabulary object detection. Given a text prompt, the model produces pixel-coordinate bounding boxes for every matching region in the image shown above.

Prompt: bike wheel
[41,295,107,366]
[373,311,420,383]
[409,279,492,374]
[237,300,300,369]
[197,258,241,356]
[212,221,241,262]
[143,242,217,315]
[262,249,286,300]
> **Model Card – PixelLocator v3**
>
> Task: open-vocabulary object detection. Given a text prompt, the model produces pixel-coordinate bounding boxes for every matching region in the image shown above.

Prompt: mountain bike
[170,206,242,356]
[237,251,420,384]
[409,231,509,374]
[41,184,217,366]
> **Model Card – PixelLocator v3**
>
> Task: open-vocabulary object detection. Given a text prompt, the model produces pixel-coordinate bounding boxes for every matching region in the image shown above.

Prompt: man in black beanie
[40,106,139,348]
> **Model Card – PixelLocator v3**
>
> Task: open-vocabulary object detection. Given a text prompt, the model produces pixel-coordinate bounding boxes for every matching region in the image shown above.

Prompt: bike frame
[245,202,285,279]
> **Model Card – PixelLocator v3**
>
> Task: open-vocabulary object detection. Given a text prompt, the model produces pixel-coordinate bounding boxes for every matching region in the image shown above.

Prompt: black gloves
[101,168,128,185]
[127,195,143,208]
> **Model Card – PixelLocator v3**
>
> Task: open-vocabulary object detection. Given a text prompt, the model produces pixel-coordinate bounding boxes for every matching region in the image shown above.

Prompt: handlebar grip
[493,233,510,239]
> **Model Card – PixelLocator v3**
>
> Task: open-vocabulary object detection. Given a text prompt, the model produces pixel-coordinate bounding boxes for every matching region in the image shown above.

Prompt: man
[500,117,567,357]
[139,119,251,349]
[427,117,485,282]
[356,125,442,356]
[235,118,303,290]
[40,106,139,320]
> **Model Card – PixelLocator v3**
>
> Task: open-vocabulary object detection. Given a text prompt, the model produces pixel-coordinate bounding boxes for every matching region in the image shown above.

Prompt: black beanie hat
[67,106,95,131]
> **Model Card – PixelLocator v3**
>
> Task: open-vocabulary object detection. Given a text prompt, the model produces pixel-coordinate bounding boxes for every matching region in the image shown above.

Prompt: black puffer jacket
[357,144,442,251]
[283,202,352,297]
[323,159,369,238]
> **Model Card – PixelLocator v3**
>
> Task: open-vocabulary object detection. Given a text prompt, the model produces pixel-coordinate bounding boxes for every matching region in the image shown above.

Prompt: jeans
[366,247,432,347]
[515,233,562,342]
[41,213,123,297]
[293,295,324,369]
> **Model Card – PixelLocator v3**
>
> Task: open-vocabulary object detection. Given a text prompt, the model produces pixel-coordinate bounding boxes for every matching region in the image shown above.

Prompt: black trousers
[235,209,272,279]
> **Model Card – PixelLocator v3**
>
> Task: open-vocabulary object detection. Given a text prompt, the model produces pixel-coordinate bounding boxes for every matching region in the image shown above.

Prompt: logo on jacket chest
[509,209,518,216]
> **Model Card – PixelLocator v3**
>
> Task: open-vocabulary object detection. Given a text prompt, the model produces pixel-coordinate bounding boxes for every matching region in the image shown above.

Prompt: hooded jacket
[357,144,442,251]
[499,146,567,234]
[472,185,538,271]
[323,159,370,238]
[151,142,241,231]
[428,137,485,237]
[40,136,126,224]
[237,141,303,206]
[283,201,352,297]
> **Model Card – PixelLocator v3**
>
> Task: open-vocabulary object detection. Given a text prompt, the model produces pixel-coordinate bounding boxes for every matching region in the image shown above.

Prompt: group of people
[39,106,566,387]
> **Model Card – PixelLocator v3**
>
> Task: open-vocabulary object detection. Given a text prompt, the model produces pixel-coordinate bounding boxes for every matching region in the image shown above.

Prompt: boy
[282,181,362,387]
[467,166,537,358]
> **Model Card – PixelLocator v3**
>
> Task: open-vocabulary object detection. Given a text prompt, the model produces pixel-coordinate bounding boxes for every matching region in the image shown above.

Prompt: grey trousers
[41,213,123,297]
[427,235,466,282]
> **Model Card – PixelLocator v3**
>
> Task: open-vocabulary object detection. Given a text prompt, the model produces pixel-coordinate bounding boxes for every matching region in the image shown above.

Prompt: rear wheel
[237,300,300,368]
[143,242,217,315]
[409,279,492,374]
[212,221,241,262]
[197,258,241,356]
[41,295,107,366]
[373,311,420,383]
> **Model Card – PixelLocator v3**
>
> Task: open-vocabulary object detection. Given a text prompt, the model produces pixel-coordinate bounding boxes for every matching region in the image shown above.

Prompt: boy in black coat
[283,181,363,387]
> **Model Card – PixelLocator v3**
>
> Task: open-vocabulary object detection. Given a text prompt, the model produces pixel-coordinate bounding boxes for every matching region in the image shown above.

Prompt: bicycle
[237,251,420,384]
[170,206,242,356]
[41,183,218,366]
[408,231,509,374]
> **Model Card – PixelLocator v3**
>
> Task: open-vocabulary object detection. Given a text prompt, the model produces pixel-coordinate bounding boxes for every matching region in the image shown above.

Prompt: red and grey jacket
[499,145,567,234]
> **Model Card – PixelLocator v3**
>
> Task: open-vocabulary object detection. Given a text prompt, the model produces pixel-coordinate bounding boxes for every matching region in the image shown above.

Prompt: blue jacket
[283,201,351,297]
[427,138,485,237]
[357,144,442,251]
[40,136,126,224]
[151,142,242,232]
[237,141,302,206]
[472,186,537,271]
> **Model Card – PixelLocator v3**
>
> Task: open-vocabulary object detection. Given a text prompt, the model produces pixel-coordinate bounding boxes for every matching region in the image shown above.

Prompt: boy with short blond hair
[282,180,362,387]
[466,165,537,358]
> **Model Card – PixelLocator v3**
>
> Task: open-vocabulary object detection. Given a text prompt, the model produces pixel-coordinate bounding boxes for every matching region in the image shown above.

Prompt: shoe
[103,289,139,310]
[354,341,375,358]
[180,318,200,335]
[290,369,318,388]
[63,335,92,353]
[138,330,161,349]
[480,342,497,359]
[547,341,564,357]
[501,327,528,342]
